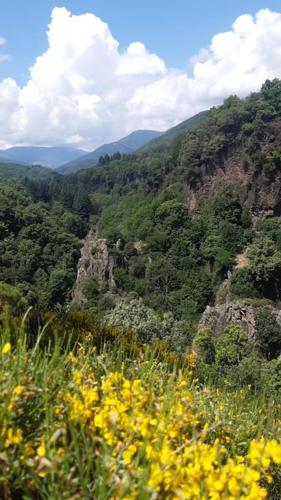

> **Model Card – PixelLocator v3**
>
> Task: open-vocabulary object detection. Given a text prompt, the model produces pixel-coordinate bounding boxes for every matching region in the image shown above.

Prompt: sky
[1,1,281,149]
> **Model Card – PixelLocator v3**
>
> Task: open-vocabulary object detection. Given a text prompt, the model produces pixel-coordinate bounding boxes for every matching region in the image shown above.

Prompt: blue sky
[1,1,281,148]
[1,0,281,85]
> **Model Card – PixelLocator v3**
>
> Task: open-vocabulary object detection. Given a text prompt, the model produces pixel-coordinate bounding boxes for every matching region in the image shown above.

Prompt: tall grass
[0,310,280,499]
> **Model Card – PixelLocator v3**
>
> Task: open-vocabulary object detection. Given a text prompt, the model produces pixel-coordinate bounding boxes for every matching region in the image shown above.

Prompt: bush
[105,298,191,350]
[193,329,216,364]
[261,358,281,393]
[215,325,251,368]
[255,308,281,360]
[230,268,258,299]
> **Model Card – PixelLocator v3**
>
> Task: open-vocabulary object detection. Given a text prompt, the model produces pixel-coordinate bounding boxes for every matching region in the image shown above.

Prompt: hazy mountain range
[0,114,207,174]
[0,146,86,169]
[56,130,162,174]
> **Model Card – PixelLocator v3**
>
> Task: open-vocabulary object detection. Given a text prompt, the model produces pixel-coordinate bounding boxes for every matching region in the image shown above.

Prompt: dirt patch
[235,253,249,269]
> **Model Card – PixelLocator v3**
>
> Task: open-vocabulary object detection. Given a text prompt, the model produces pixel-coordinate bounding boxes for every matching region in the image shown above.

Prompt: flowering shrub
[0,329,280,498]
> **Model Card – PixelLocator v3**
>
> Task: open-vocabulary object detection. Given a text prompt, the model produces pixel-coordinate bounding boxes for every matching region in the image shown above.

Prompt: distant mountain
[0,162,57,180]
[138,111,208,154]
[0,146,86,169]
[57,130,162,174]
[0,155,14,164]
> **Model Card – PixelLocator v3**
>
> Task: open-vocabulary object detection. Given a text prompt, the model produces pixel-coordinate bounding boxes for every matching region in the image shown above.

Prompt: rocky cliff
[198,302,256,340]
[72,228,115,304]
[183,119,281,216]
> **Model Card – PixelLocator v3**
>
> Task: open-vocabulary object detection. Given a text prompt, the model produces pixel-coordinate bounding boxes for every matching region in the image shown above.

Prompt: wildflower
[68,351,77,364]
[123,444,138,465]
[2,342,11,354]
[5,428,23,447]
[37,442,46,458]
[13,385,24,396]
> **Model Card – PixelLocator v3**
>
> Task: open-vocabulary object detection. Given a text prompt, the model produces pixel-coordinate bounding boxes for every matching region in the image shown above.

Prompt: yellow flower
[38,470,47,478]
[148,463,163,491]
[37,442,46,458]
[228,477,240,495]
[2,342,11,354]
[123,444,138,465]
[13,385,24,396]
[5,428,23,447]
[73,370,82,384]
[68,351,77,364]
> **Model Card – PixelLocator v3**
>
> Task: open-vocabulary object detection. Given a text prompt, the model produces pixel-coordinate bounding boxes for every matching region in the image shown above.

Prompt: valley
[0,79,281,498]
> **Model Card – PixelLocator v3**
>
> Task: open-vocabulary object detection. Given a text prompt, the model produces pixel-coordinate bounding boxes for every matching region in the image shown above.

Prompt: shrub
[255,308,281,359]
[215,325,251,368]
[193,328,216,364]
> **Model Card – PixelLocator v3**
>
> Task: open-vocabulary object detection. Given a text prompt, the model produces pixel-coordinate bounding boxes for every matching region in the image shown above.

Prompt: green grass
[0,310,280,499]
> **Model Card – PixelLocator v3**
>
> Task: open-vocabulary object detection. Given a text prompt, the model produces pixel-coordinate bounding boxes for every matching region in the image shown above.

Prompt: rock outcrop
[198,302,256,340]
[185,121,281,217]
[198,249,257,339]
[72,228,115,304]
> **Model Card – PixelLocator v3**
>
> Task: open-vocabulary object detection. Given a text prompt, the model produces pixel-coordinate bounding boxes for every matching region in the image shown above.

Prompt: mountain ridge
[57,129,162,174]
[138,110,208,154]
[0,146,86,169]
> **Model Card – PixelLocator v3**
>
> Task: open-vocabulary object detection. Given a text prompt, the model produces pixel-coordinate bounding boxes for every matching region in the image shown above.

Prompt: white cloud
[1,7,281,149]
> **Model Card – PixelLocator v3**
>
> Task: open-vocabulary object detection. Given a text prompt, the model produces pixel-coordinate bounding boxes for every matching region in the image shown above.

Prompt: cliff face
[199,303,256,340]
[184,120,281,216]
[72,228,115,304]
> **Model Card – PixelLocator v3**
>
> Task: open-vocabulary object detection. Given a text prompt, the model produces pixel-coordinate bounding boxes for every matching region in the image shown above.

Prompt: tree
[193,329,216,364]
[255,308,281,360]
[105,298,190,349]
[146,258,178,302]
[215,325,250,367]
[247,236,281,298]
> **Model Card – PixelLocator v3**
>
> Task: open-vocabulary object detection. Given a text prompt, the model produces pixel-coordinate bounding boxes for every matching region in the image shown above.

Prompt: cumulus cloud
[1,7,281,148]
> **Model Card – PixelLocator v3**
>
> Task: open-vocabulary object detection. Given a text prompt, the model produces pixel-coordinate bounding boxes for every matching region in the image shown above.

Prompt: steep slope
[0,146,86,169]
[57,130,162,174]
[177,83,281,216]
[0,162,56,180]
[139,110,208,153]
[7,79,281,328]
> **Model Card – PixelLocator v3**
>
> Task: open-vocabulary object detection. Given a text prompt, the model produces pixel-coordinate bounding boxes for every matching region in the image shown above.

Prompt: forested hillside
[0,180,89,307]
[1,79,281,499]
[0,163,56,181]
[58,129,162,174]
[0,80,280,363]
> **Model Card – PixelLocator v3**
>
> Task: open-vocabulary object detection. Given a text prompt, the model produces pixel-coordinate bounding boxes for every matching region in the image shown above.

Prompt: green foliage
[261,358,281,393]
[193,329,215,364]
[215,325,251,368]
[247,236,281,282]
[0,282,27,314]
[246,236,281,299]
[0,163,56,181]
[255,308,281,360]
[146,258,179,302]
[0,310,280,498]
[0,180,83,308]
[104,298,192,351]
[3,80,281,362]
[230,268,258,299]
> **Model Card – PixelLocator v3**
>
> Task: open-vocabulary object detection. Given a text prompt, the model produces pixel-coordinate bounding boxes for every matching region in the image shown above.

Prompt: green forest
[0,80,281,498]
[1,81,281,382]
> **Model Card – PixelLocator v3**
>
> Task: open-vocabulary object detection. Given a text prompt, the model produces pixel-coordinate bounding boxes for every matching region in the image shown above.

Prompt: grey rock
[72,228,115,304]
[198,302,256,340]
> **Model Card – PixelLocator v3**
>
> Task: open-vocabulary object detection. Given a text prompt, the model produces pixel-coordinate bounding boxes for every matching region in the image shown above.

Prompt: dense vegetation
[0,180,87,308]
[2,81,281,342]
[0,80,281,498]
[0,313,280,499]
[0,163,56,181]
